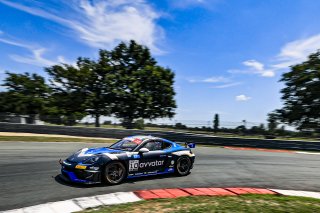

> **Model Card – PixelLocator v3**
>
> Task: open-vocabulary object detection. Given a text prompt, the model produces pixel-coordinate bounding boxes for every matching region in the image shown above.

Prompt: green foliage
[267,112,278,132]
[175,122,187,129]
[45,53,116,126]
[1,40,176,128]
[134,119,145,130]
[79,54,115,127]
[103,120,112,125]
[213,113,219,132]
[235,125,246,134]
[110,40,176,128]
[250,124,266,134]
[274,50,320,132]
[45,63,89,126]
[0,72,50,122]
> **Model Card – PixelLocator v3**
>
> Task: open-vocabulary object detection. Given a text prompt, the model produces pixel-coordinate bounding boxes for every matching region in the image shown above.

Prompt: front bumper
[59,160,101,184]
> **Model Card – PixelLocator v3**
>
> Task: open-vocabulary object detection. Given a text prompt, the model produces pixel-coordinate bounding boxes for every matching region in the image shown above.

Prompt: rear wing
[177,142,196,148]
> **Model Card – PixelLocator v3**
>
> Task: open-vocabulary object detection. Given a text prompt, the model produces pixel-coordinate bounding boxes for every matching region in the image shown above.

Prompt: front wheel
[103,161,126,185]
[175,156,191,176]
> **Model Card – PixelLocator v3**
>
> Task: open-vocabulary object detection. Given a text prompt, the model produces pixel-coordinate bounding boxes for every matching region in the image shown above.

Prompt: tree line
[268,50,320,134]
[0,40,176,128]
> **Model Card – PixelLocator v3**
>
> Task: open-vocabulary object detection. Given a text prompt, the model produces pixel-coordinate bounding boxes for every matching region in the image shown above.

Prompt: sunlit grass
[80,194,320,213]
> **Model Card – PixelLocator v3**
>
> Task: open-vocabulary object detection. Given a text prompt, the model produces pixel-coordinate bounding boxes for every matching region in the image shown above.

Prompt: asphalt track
[1,142,320,211]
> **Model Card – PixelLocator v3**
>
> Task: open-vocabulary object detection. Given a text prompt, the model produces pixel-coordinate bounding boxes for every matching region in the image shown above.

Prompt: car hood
[82,147,123,155]
[67,147,124,163]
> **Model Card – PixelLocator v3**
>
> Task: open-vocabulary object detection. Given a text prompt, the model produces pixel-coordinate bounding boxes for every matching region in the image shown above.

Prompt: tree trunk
[28,114,36,124]
[95,114,100,127]
[122,117,134,129]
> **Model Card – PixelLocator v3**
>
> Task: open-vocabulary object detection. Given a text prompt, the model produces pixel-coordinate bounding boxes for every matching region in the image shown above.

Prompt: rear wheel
[175,156,191,176]
[103,161,126,185]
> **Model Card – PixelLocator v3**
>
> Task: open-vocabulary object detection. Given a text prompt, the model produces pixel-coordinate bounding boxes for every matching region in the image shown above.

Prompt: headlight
[83,156,100,164]
[63,160,72,166]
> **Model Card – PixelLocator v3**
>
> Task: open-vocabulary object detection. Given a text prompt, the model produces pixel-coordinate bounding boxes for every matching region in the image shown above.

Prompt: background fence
[0,122,319,151]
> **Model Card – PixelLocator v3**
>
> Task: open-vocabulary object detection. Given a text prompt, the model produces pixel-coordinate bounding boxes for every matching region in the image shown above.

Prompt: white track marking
[295,151,320,155]
[73,196,103,209]
[22,204,55,213]
[96,193,123,205]
[271,189,320,199]
[114,192,142,203]
[3,189,320,213]
[47,200,83,213]
[2,192,141,213]
[2,209,24,213]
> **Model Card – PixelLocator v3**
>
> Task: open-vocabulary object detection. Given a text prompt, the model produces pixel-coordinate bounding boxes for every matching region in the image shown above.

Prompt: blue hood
[67,147,124,163]
[84,147,124,155]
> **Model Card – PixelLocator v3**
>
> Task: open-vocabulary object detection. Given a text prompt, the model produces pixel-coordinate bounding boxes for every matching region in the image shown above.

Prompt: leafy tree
[175,122,187,129]
[259,123,265,130]
[0,92,9,113]
[134,119,145,130]
[2,40,176,128]
[78,54,115,127]
[0,72,50,123]
[45,54,115,127]
[213,113,219,132]
[250,124,265,134]
[110,40,176,128]
[45,63,89,126]
[41,91,87,126]
[103,120,112,125]
[235,125,246,134]
[273,50,320,132]
[267,112,278,133]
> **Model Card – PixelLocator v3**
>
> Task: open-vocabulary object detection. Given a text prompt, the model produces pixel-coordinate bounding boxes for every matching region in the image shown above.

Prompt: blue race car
[59,135,196,185]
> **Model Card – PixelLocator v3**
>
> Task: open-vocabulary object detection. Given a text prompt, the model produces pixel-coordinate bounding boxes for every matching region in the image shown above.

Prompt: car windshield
[109,139,141,151]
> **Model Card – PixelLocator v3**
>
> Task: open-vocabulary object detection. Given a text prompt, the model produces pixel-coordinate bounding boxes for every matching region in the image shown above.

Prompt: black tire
[103,161,126,185]
[175,156,191,176]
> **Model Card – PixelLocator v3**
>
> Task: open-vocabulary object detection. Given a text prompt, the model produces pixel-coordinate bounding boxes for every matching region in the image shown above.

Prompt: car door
[136,140,168,174]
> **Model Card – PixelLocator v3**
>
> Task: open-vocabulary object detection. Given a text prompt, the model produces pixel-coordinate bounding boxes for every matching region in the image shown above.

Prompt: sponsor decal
[139,160,164,168]
[129,160,139,172]
[133,138,143,144]
[88,166,99,171]
[75,165,87,170]
[126,152,140,159]
[129,160,164,172]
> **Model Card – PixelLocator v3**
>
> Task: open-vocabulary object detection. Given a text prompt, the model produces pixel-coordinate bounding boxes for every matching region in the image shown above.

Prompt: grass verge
[80,194,320,213]
[0,136,117,143]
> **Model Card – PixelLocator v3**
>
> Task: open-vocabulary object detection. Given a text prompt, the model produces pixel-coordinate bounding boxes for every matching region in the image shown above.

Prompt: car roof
[124,135,174,143]
[124,135,160,141]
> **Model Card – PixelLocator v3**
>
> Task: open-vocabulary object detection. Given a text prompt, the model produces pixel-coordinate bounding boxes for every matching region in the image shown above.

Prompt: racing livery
[59,135,196,184]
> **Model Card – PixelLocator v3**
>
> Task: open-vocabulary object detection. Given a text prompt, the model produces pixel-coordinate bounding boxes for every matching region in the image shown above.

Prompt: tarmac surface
[1,142,320,211]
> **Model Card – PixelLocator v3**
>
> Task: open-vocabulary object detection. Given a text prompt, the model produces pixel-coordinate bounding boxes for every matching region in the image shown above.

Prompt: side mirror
[139,148,149,154]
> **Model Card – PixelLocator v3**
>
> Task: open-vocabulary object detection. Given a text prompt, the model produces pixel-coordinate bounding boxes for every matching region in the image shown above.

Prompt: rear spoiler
[177,142,196,148]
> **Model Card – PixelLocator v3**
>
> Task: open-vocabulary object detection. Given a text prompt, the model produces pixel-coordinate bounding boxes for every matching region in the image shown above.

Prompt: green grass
[80,194,320,213]
[0,136,117,143]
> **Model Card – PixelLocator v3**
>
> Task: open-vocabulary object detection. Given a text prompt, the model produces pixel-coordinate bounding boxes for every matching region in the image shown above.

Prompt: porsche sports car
[59,135,196,185]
